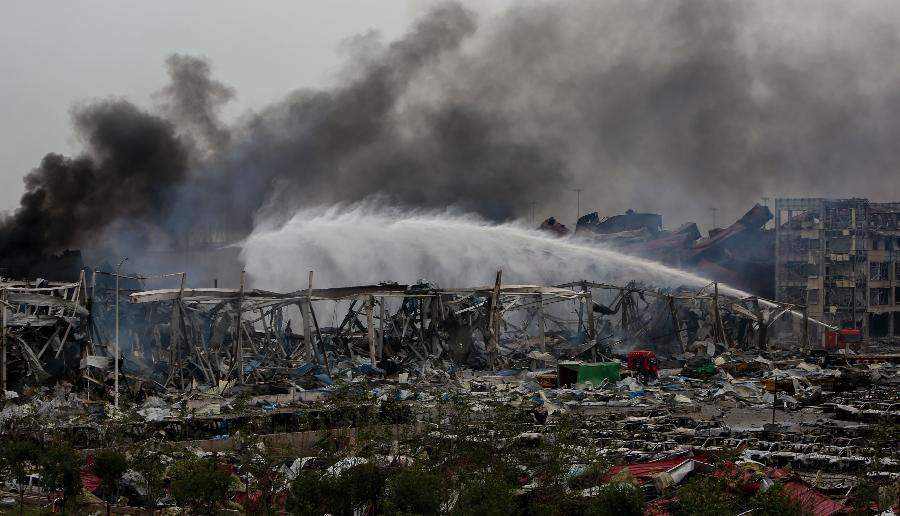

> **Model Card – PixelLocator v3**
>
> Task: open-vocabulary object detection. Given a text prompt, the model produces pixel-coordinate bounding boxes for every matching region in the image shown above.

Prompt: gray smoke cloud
[6,0,900,279]
[196,0,900,229]
[0,101,189,276]
[156,53,234,155]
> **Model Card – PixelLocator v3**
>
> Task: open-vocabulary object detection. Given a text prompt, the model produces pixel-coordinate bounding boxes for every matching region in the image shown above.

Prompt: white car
[3,474,47,496]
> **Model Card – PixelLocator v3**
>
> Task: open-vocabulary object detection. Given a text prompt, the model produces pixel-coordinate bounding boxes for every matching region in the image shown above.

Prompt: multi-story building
[775,198,900,340]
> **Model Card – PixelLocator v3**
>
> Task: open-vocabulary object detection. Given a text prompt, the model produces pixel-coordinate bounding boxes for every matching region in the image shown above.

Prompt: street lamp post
[574,189,583,226]
[114,257,128,409]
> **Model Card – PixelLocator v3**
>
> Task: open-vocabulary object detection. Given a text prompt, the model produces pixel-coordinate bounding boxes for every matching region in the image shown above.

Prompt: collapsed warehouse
[1,268,824,395]
[0,206,897,513]
[1,266,898,512]
[544,204,775,298]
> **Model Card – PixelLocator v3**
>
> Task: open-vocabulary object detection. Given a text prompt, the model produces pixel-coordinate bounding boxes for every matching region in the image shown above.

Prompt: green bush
[288,462,388,516]
[751,484,811,516]
[0,440,39,488]
[669,477,734,516]
[40,445,82,510]
[0,440,39,515]
[453,473,514,516]
[385,468,444,515]
[93,449,128,508]
[583,482,645,516]
[170,457,233,516]
[287,470,340,516]
[568,463,609,490]
[342,462,388,512]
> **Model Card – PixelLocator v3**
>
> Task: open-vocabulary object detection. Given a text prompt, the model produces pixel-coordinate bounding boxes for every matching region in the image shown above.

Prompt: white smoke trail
[239,202,749,298]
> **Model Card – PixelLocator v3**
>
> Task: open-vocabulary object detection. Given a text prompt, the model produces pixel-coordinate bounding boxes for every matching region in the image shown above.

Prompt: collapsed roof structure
[1,263,823,399]
[543,205,775,298]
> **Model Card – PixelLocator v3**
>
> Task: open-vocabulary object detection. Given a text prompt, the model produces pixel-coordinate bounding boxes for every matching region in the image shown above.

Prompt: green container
[576,362,621,385]
[700,359,717,376]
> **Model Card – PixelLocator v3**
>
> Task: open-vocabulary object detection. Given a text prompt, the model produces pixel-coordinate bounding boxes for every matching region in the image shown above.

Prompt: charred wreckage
[0,203,898,514]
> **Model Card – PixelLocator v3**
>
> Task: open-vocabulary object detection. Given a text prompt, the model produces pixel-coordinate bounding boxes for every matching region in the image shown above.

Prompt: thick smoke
[0,101,188,276]
[178,2,488,234]
[7,0,900,280]
[156,53,234,154]
[200,0,900,229]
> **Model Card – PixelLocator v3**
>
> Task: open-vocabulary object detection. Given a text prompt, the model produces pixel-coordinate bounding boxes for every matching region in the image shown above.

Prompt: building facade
[775,198,900,340]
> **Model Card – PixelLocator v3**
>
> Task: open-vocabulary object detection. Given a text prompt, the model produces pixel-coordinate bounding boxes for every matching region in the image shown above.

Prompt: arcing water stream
[240,203,750,299]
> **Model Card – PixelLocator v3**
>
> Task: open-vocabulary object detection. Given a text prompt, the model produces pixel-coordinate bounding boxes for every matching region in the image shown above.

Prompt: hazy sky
[0,1,444,211]
[7,1,898,234]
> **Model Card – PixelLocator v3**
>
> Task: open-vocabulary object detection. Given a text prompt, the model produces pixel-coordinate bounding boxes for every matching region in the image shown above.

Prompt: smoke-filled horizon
[4,0,900,277]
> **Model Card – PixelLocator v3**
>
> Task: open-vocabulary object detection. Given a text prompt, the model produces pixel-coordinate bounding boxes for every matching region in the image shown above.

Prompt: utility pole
[114,257,128,409]
[529,201,537,227]
[1,287,7,393]
[574,189,583,226]
[303,271,314,363]
[236,269,246,383]
[366,296,376,368]
[709,207,718,230]
[772,377,778,424]
[761,197,770,228]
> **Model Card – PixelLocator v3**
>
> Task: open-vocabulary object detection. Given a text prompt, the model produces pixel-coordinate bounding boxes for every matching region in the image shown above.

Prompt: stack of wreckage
[1,265,899,513]
[1,267,833,397]
[544,204,775,298]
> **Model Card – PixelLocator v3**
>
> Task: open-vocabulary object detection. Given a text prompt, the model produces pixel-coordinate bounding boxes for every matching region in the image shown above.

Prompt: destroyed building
[776,197,900,342]
[549,205,775,298]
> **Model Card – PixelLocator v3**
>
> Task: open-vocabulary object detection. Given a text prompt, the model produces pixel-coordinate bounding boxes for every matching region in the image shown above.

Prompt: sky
[0,1,432,211]
[5,1,900,235]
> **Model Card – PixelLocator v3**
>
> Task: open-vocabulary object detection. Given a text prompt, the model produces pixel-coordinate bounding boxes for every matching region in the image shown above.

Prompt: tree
[453,473,514,516]
[286,462,389,516]
[40,445,83,513]
[170,456,233,516]
[750,484,811,516]
[93,449,128,516]
[287,469,341,516]
[234,434,291,516]
[126,441,172,512]
[385,468,444,516]
[669,477,734,516]
[584,482,645,516]
[1,439,40,515]
[341,462,387,514]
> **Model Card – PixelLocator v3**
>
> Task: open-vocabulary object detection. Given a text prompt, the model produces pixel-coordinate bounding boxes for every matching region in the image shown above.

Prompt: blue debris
[352,364,386,376]
[628,390,644,399]
[314,373,333,386]
[661,384,684,391]
[496,368,527,377]
[293,362,325,377]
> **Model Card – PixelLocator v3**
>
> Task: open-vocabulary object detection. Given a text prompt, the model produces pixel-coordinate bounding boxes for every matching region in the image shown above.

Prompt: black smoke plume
[0,101,188,277]
[157,53,234,154]
[6,0,900,278]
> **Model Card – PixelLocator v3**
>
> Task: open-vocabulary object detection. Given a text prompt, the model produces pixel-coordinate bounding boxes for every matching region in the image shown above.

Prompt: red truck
[627,351,659,381]
[823,328,863,351]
